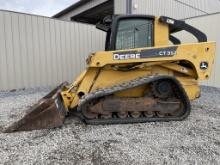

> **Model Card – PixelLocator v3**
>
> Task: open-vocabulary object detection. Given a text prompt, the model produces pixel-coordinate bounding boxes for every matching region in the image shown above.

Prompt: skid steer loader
[4,15,216,132]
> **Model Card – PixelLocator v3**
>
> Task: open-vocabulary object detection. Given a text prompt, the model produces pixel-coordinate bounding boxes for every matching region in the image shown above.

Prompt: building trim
[126,0,132,14]
[182,11,220,20]
[52,0,91,18]
[0,9,52,19]
[0,9,90,24]
[71,0,113,24]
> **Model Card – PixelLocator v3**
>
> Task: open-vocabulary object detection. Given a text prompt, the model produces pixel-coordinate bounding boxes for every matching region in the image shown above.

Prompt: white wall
[114,0,127,14]
[132,0,220,19]
[0,10,105,91]
[174,13,220,87]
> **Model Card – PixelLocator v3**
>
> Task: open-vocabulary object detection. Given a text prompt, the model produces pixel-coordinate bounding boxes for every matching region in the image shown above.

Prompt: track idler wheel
[101,113,112,119]
[117,112,128,119]
[143,111,155,117]
[152,80,173,98]
[130,111,141,118]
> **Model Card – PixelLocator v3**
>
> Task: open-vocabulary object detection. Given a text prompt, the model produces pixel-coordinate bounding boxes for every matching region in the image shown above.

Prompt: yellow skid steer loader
[4,15,216,132]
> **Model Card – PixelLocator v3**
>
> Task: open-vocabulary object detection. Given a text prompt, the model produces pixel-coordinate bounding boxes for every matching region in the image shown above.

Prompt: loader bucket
[4,82,68,133]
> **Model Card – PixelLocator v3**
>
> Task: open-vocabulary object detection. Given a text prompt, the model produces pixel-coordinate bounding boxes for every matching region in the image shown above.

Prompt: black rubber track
[77,75,191,125]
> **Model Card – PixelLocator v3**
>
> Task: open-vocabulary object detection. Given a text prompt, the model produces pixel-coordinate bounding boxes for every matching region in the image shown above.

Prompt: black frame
[169,35,181,45]
[159,16,207,43]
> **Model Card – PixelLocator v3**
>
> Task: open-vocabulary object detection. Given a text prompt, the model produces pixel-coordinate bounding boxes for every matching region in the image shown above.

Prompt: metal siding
[11,13,23,88]
[38,17,47,86]
[22,14,30,87]
[132,0,204,19]
[54,20,63,83]
[131,0,220,19]
[70,22,78,81]
[32,15,41,87]
[0,12,8,89]
[48,19,57,86]
[114,0,127,14]
[180,0,220,13]
[0,10,105,91]
[26,15,35,87]
[174,13,220,87]
[4,12,15,89]
[44,17,53,86]
[73,23,80,77]
[60,21,67,81]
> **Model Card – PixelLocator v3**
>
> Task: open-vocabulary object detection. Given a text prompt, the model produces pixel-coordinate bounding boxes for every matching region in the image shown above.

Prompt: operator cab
[96,15,207,51]
[97,15,154,51]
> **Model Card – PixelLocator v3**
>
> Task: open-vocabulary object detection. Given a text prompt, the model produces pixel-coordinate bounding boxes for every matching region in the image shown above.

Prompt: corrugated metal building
[0,0,220,91]
[0,10,105,90]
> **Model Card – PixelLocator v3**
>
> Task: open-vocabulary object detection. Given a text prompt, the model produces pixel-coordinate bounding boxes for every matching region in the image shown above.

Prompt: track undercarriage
[77,76,191,124]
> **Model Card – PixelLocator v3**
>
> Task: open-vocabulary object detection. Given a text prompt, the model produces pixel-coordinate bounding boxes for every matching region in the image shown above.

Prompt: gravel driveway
[0,86,220,165]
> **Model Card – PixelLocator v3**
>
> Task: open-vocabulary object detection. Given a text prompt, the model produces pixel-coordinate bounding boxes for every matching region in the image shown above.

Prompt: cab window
[115,18,153,50]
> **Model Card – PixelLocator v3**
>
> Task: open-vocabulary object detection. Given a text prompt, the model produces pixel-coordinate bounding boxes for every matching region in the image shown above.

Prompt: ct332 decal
[113,46,177,60]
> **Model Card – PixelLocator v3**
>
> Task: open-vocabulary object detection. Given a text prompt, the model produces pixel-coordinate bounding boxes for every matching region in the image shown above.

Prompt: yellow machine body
[62,42,216,110]
[61,17,216,110]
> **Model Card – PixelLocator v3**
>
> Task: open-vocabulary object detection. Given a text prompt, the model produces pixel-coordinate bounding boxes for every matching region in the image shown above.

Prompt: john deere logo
[200,62,208,70]
[113,53,140,60]
[113,46,177,60]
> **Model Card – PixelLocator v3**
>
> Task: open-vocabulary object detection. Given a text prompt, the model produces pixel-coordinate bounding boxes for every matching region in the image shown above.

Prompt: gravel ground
[0,86,220,165]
